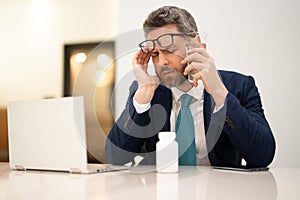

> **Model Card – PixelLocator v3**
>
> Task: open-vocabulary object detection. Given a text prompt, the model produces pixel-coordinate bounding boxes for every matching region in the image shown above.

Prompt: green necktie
[175,94,196,165]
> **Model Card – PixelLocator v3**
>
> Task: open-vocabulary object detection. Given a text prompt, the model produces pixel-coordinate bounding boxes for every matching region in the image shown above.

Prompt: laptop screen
[7,96,88,172]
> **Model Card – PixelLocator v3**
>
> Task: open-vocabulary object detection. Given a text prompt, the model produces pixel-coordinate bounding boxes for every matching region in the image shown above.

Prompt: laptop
[7,96,127,174]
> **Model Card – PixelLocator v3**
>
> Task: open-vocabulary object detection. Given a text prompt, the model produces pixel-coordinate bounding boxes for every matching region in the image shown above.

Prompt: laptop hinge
[70,168,81,174]
[15,165,26,171]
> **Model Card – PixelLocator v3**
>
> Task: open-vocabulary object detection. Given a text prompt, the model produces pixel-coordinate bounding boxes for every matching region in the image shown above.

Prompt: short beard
[157,66,187,88]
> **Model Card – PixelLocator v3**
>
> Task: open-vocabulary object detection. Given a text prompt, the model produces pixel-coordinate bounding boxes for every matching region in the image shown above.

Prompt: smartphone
[212,166,269,172]
[185,46,194,83]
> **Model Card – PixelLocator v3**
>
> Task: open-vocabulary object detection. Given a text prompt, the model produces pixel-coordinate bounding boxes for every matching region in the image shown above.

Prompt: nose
[157,51,169,66]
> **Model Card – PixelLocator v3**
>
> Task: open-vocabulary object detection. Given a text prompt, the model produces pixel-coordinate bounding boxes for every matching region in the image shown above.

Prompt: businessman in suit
[105,6,276,167]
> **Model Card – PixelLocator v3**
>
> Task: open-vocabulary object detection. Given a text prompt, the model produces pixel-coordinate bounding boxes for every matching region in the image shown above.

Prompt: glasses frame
[138,33,190,54]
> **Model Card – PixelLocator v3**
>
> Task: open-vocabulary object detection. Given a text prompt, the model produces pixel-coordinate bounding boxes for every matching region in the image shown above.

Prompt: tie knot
[181,94,193,107]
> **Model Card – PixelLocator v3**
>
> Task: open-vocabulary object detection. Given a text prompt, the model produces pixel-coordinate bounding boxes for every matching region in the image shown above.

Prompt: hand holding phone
[185,32,207,84]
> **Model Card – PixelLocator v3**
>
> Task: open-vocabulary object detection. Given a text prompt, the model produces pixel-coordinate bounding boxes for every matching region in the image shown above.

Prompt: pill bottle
[156,132,178,173]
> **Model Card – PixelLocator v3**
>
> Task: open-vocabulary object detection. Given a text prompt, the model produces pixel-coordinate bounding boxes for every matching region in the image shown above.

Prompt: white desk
[0,163,299,200]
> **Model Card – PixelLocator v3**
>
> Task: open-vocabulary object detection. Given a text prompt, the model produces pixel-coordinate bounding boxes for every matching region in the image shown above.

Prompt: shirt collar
[171,80,204,102]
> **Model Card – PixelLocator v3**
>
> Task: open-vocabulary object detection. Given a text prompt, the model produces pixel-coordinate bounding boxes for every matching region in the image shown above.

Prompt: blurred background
[0,0,299,167]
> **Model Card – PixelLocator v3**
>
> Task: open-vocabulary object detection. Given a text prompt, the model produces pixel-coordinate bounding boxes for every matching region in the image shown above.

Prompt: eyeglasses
[138,33,188,54]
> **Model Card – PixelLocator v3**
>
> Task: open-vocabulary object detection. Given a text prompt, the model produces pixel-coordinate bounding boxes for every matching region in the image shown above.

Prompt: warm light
[97,54,111,68]
[97,66,114,87]
[75,53,87,63]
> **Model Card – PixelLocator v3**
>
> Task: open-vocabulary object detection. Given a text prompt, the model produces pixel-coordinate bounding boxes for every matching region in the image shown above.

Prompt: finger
[181,52,209,66]
[193,72,210,92]
[139,53,151,71]
[184,52,208,65]
[132,50,144,67]
[138,53,145,65]
[134,50,149,64]
[144,53,151,64]
[133,50,144,60]
[133,50,151,71]
[192,72,201,87]
[183,63,195,76]
[188,48,211,58]
[183,62,206,75]
[139,51,151,63]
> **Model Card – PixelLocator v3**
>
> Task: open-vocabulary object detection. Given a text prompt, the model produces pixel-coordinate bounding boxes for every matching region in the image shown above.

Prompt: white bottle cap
[158,132,176,140]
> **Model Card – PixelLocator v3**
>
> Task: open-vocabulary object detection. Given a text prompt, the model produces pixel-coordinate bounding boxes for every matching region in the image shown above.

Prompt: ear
[194,35,201,43]
[193,34,206,49]
[189,35,201,47]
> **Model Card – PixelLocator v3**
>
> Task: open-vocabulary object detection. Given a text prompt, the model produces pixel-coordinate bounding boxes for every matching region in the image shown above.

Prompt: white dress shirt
[133,81,211,166]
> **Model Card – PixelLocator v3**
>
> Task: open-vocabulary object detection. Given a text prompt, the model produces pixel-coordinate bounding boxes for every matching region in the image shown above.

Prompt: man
[105,6,276,167]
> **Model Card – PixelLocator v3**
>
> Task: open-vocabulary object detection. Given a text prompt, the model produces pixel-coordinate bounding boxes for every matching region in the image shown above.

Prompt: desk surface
[0,163,299,200]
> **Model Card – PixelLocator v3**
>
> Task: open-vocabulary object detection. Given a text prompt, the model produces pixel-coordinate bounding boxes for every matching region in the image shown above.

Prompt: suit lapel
[154,85,173,131]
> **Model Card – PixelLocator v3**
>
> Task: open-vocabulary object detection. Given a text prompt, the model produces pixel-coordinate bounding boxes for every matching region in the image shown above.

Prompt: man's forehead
[146,26,180,40]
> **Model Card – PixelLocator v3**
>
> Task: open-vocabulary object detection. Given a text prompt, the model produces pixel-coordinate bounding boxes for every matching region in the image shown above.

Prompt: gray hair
[143,6,198,37]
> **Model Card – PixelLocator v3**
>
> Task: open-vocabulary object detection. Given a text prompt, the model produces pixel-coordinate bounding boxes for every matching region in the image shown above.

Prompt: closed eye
[165,48,178,53]
[150,51,159,57]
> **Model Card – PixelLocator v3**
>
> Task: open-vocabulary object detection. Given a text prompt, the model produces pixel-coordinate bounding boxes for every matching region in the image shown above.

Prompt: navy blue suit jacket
[105,70,276,167]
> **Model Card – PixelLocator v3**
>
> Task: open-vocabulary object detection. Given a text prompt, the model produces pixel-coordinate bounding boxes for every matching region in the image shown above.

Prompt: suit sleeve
[105,81,163,165]
[222,75,276,167]
[105,82,143,164]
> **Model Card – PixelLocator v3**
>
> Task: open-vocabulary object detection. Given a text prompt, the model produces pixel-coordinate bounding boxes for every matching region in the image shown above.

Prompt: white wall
[0,0,117,105]
[115,0,300,167]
